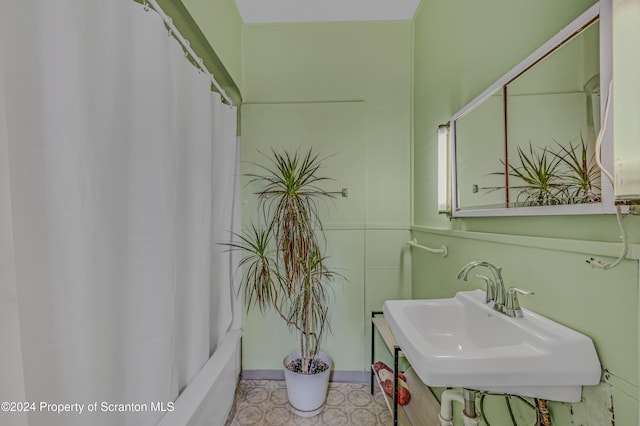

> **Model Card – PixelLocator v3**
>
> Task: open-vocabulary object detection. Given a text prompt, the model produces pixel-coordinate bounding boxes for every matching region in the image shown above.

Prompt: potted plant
[229,148,338,417]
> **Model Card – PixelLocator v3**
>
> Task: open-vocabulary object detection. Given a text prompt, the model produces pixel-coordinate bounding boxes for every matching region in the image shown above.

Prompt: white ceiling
[234,0,421,24]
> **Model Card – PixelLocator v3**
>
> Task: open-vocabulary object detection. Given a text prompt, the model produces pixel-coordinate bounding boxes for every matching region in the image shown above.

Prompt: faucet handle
[474,274,496,305]
[505,287,534,318]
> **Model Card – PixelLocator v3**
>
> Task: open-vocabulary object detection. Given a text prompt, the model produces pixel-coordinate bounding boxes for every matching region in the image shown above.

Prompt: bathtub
[157,329,242,426]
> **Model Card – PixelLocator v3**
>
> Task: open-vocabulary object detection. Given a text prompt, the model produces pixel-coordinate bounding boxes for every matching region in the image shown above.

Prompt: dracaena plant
[552,138,601,204]
[501,142,566,206]
[492,139,601,206]
[228,148,337,375]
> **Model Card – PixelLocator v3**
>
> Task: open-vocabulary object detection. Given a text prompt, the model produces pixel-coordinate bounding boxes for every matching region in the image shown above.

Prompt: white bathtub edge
[157,329,242,426]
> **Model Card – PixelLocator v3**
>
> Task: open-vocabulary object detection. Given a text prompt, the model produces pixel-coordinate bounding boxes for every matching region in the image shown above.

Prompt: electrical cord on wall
[587,79,629,270]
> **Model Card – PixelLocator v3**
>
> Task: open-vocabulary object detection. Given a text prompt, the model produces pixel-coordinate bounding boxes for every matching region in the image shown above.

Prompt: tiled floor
[225,380,393,425]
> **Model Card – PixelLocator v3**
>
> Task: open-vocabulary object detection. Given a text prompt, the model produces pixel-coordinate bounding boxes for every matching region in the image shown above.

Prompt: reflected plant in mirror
[499,142,565,207]
[490,137,601,207]
[553,138,601,203]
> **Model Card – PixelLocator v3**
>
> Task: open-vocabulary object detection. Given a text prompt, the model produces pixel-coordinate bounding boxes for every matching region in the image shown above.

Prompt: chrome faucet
[474,274,496,307]
[456,261,507,313]
[504,287,535,318]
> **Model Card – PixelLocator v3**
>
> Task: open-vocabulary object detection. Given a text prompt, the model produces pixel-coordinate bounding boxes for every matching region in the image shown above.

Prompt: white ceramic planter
[283,350,332,417]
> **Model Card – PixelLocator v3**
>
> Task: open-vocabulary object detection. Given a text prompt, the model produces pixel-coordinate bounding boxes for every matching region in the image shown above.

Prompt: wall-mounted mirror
[450,1,614,217]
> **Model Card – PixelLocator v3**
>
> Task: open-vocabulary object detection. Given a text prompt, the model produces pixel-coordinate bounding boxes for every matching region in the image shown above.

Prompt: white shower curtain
[0,1,238,426]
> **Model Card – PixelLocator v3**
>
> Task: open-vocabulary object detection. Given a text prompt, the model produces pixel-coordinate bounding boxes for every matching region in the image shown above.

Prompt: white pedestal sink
[382,290,601,402]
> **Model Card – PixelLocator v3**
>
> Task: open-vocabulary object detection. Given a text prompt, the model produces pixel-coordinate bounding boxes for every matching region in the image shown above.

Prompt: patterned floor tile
[225,380,393,425]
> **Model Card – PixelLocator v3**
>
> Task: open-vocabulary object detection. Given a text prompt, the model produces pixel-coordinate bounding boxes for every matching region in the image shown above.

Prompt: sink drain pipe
[439,389,481,426]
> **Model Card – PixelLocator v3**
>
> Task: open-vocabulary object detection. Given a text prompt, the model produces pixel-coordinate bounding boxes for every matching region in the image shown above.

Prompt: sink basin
[382,290,601,402]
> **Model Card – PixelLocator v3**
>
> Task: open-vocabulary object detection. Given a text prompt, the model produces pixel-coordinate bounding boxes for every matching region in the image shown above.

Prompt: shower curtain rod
[145,0,234,106]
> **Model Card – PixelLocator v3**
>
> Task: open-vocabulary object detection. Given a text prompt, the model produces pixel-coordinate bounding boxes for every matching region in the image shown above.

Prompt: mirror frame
[450,0,616,217]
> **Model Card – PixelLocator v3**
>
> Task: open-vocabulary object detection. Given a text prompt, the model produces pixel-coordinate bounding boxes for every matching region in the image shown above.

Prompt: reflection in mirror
[505,20,600,207]
[451,2,611,216]
[455,89,504,210]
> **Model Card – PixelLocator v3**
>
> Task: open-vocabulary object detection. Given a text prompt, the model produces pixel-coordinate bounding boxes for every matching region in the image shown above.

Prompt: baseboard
[241,369,371,384]
[241,369,284,381]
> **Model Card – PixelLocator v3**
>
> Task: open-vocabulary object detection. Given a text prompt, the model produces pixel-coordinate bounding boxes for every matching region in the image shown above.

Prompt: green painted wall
[240,21,413,373]
[413,0,639,424]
